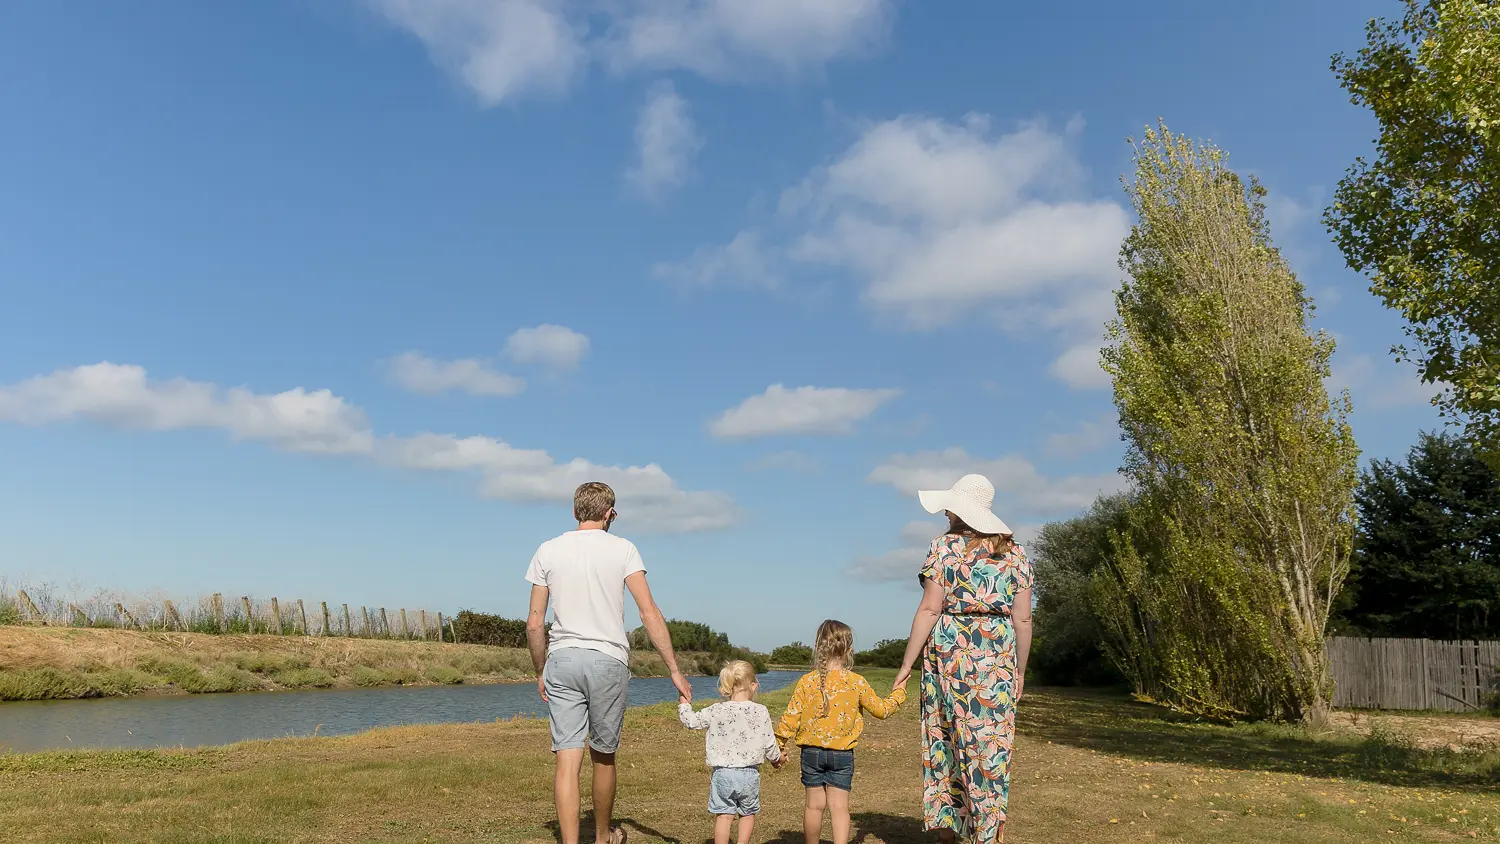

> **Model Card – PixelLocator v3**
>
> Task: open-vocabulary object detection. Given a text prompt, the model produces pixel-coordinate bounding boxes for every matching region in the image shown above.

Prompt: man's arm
[625,571,692,702]
[526,584,550,701]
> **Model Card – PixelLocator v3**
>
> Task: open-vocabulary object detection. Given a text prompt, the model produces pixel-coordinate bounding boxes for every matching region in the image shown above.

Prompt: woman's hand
[893,666,912,689]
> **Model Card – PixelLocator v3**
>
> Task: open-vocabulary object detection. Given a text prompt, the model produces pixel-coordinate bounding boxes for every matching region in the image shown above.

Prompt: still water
[0,670,802,753]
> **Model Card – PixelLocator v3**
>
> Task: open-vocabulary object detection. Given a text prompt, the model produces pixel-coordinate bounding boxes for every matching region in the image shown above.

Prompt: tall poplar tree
[1099,124,1361,722]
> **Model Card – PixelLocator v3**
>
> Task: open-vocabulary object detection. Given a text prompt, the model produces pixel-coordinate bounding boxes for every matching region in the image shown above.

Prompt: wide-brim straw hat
[917,473,1012,536]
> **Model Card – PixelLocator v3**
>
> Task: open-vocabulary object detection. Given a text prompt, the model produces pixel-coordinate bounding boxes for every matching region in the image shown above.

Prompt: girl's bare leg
[736,814,756,844]
[826,787,851,844]
[713,814,733,844]
[804,787,827,844]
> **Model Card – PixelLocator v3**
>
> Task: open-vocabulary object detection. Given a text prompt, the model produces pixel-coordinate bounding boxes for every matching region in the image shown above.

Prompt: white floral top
[678,701,782,769]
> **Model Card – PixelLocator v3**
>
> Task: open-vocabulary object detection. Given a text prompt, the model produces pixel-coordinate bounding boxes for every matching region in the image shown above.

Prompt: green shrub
[0,668,95,701]
[769,642,813,667]
[180,667,259,694]
[0,595,22,626]
[451,610,533,647]
[86,668,154,697]
[223,652,310,674]
[137,656,208,689]
[424,665,464,685]
[275,668,334,689]
[384,667,420,686]
[854,639,906,669]
[350,666,387,687]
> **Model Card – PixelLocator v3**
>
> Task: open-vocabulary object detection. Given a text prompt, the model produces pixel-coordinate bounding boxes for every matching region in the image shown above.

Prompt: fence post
[16,589,43,625]
[270,598,283,635]
[163,600,183,632]
[241,597,253,632]
[297,600,308,636]
[419,610,429,641]
[379,608,390,639]
[115,603,139,630]
[320,602,331,636]
[211,593,225,631]
[361,606,371,638]
[436,612,445,643]
[449,617,459,644]
[399,609,409,639]
[343,604,352,637]
[68,603,91,627]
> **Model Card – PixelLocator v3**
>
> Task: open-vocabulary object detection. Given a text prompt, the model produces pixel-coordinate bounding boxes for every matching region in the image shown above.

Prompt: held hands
[670,670,693,704]
[892,666,912,690]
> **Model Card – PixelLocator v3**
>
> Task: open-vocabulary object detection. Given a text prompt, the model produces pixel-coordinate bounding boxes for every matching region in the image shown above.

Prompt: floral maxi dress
[920,534,1033,843]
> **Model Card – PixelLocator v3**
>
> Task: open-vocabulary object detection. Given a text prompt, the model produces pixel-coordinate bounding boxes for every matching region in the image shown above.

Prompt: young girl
[678,660,782,844]
[775,620,906,844]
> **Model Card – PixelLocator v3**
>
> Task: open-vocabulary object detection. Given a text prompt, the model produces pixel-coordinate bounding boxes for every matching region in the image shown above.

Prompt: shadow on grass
[545,816,682,844]
[758,813,928,844]
[1022,687,1500,792]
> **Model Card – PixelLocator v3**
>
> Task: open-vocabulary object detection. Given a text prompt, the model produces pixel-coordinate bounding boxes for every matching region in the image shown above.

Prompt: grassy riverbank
[2,669,1497,842]
[0,627,684,700]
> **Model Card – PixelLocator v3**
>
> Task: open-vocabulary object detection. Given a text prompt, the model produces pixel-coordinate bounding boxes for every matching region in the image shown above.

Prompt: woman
[893,474,1034,843]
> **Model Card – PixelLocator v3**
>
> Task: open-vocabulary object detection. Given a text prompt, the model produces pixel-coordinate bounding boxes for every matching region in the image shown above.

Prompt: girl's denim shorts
[799,746,855,791]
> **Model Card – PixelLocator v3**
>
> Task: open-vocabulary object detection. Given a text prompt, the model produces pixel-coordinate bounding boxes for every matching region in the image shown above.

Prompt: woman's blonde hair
[945,512,1014,557]
[718,660,757,698]
[813,619,855,718]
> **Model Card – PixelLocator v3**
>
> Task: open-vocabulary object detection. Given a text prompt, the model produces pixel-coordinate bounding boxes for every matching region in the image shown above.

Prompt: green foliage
[853,639,905,669]
[630,619,767,673]
[451,610,533,647]
[424,665,465,685]
[223,652,311,674]
[1100,124,1361,722]
[1029,495,1130,687]
[274,668,334,689]
[85,668,153,697]
[1328,0,1500,467]
[0,668,96,701]
[768,642,814,667]
[1338,432,1500,640]
[0,594,19,626]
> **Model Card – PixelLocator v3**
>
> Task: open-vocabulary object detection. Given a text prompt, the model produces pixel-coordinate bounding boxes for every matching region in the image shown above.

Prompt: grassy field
[1,668,1497,843]
[0,627,683,700]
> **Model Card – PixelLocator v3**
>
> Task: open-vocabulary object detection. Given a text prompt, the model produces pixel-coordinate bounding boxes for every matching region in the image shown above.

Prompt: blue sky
[0,1,1443,650]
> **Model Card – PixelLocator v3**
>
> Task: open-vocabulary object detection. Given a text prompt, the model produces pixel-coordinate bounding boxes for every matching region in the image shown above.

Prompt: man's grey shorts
[708,767,761,816]
[544,647,631,754]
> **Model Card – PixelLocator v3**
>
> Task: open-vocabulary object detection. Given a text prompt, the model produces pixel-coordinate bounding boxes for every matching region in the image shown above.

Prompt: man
[525,481,692,844]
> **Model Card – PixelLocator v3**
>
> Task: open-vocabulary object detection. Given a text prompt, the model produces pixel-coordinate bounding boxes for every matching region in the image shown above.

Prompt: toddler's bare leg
[827,787,851,844]
[713,814,733,844]
[736,814,756,844]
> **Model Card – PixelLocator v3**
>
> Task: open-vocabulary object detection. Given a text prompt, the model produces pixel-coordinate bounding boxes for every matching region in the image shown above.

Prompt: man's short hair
[573,482,616,523]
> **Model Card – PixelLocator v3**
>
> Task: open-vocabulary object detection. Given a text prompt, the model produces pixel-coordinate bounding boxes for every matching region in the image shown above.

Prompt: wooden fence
[1329,636,1500,712]
[7,589,459,643]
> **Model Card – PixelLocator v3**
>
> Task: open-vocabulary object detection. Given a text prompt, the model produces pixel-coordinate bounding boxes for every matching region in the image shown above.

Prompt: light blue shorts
[709,766,761,816]
[543,648,631,753]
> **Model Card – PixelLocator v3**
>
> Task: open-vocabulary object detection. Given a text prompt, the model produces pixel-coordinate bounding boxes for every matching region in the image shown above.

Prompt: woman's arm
[1012,586,1033,701]
[892,577,946,689]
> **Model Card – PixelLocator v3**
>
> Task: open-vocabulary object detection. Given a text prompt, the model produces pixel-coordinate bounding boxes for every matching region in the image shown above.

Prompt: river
[0,670,803,753]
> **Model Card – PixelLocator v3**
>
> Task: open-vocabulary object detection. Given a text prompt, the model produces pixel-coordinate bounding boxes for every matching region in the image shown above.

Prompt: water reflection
[0,670,801,753]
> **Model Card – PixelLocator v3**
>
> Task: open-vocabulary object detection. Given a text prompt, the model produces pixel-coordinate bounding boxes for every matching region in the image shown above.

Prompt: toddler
[775,620,906,844]
[679,660,782,844]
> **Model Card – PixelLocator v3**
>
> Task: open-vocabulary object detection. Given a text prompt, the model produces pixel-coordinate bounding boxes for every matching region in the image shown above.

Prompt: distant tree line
[628,619,767,674]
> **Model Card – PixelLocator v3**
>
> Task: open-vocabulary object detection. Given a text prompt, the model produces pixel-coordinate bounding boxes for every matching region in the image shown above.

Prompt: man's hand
[671,670,692,703]
[538,675,548,703]
[679,692,691,705]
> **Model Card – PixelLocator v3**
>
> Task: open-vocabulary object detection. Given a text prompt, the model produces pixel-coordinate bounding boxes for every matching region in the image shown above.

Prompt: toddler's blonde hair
[718,659,757,698]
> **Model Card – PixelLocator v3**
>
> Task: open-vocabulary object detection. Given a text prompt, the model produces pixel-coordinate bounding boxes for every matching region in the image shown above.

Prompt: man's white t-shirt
[524,529,645,665]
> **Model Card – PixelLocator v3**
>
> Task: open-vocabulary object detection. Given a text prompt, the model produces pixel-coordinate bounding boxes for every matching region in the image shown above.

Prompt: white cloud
[710,384,900,439]
[1049,343,1111,390]
[371,0,587,106]
[600,0,894,79]
[662,115,1130,385]
[746,450,821,474]
[868,447,1127,515]
[0,363,373,455]
[651,230,779,289]
[625,82,702,200]
[1044,413,1118,458]
[380,433,737,531]
[368,0,893,105]
[0,362,733,533]
[1329,353,1446,411]
[387,351,526,397]
[846,518,945,582]
[504,324,591,371]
